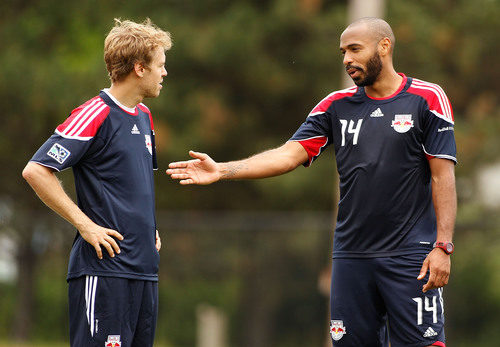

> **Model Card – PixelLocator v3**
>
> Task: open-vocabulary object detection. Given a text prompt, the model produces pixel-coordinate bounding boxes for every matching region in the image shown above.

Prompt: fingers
[108,229,124,241]
[168,153,204,170]
[189,150,209,160]
[422,272,436,293]
[83,227,123,259]
[93,244,103,260]
[417,257,429,280]
[418,251,451,293]
[156,230,161,252]
[167,171,190,179]
[168,161,189,169]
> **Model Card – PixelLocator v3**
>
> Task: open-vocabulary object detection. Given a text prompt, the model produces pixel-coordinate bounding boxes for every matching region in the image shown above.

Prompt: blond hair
[104,18,172,83]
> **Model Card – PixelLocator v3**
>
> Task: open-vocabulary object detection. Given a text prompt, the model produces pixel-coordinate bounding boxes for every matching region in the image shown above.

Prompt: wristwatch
[433,241,454,255]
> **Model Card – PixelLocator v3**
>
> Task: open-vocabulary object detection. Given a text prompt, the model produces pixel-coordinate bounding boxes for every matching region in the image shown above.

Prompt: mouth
[346,66,362,78]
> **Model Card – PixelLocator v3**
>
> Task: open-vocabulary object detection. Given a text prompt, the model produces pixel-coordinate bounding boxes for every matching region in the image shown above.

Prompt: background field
[1,0,499,346]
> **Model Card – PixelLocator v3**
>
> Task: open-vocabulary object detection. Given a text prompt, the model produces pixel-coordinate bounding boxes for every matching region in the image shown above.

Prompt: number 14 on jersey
[340,119,363,146]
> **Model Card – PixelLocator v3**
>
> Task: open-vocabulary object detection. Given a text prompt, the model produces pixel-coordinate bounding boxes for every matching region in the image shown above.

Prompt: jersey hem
[67,271,158,282]
[332,248,431,259]
[390,340,446,347]
[29,160,72,172]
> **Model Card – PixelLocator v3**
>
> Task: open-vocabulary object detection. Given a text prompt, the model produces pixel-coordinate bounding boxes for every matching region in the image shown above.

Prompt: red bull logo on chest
[330,320,346,341]
[391,114,414,133]
[105,335,121,347]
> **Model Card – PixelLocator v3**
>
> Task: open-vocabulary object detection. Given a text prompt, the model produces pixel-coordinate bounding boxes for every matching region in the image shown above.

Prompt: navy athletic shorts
[68,276,158,347]
[329,253,446,347]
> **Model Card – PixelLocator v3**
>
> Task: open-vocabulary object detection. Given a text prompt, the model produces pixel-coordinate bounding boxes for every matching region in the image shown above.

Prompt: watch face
[446,243,453,253]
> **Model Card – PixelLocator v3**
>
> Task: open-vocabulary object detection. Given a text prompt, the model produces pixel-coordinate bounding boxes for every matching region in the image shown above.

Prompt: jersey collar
[363,73,408,101]
[101,89,139,116]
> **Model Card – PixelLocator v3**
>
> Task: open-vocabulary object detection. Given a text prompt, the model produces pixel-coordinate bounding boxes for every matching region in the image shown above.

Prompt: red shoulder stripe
[309,87,357,117]
[56,97,110,140]
[138,103,154,131]
[408,79,454,123]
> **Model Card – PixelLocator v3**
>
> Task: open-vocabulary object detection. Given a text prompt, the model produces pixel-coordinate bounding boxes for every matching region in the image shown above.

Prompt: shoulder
[407,78,454,123]
[56,96,111,140]
[309,86,358,117]
[137,103,151,115]
[138,103,154,130]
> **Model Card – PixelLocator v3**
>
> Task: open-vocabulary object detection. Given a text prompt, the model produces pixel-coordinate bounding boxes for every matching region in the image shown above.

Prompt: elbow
[22,162,50,184]
[22,163,35,182]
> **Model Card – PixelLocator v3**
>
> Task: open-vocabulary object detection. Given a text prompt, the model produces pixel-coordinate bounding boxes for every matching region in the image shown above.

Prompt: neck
[364,68,403,98]
[108,81,143,108]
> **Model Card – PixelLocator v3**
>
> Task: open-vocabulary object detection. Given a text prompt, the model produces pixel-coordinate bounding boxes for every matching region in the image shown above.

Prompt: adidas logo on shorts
[423,326,438,338]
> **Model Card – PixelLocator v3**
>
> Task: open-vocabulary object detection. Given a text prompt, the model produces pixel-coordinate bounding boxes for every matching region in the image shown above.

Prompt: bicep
[429,158,455,181]
[281,141,309,168]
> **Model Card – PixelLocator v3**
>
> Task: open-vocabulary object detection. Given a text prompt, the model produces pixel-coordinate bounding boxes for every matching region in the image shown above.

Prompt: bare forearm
[22,162,94,230]
[431,162,457,242]
[218,142,308,180]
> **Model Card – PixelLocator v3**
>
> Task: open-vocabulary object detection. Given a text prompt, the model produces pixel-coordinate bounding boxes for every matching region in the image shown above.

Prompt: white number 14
[340,119,363,146]
[412,296,438,325]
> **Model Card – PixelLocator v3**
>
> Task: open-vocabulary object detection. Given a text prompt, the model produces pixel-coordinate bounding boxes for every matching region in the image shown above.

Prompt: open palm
[167,150,220,185]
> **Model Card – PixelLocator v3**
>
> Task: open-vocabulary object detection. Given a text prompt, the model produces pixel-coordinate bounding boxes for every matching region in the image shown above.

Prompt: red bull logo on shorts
[330,320,346,341]
[391,114,414,133]
[105,335,121,347]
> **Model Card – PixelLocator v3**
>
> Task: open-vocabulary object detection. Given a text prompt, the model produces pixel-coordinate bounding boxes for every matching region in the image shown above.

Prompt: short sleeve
[289,111,332,167]
[30,97,110,171]
[419,86,456,163]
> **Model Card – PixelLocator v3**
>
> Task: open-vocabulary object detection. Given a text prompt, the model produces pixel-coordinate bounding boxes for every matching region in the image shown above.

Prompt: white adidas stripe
[73,103,108,137]
[66,101,106,137]
[412,81,452,120]
[85,275,98,337]
[62,99,101,136]
[412,80,453,123]
[412,79,452,117]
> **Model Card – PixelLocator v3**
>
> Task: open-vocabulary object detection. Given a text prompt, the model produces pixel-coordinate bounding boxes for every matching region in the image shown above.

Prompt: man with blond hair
[168,17,456,347]
[22,18,171,347]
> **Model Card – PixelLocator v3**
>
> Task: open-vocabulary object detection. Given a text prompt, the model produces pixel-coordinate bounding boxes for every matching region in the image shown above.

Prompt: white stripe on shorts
[85,275,98,337]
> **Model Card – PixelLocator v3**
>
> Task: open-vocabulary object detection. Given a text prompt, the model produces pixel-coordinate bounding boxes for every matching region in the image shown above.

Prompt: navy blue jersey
[290,74,456,258]
[31,90,159,280]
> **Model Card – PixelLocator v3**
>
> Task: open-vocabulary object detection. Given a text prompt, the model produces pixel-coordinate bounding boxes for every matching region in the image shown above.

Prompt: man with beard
[166,17,456,347]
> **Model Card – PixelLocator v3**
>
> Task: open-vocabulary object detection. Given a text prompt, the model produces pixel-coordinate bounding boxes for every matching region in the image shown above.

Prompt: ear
[378,37,392,57]
[134,61,146,78]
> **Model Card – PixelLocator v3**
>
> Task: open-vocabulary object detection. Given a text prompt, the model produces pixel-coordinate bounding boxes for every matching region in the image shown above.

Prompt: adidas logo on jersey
[423,327,438,338]
[370,108,384,117]
[131,124,140,134]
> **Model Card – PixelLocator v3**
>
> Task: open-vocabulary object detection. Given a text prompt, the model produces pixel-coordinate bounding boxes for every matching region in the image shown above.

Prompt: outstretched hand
[417,248,451,293]
[166,150,221,185]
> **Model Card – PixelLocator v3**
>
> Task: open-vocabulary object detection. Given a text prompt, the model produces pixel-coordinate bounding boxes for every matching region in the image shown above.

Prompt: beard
[349,51,383,87]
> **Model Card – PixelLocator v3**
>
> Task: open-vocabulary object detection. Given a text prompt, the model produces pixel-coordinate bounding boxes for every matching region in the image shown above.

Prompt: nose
[162,66,167,77]
[343,52,353,66]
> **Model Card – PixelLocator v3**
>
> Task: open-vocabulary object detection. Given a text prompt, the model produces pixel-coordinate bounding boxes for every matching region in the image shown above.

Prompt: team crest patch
[391,114,414,133]
[47,143,71,164]
[105,335,121,347]
[330,320,346,341]
[144,135,152,155]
